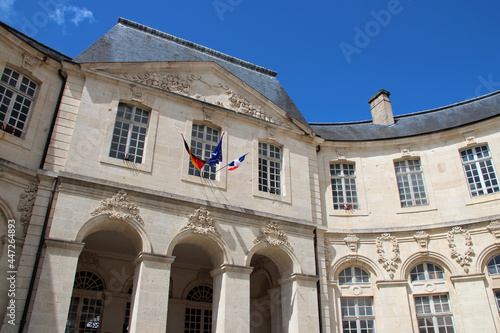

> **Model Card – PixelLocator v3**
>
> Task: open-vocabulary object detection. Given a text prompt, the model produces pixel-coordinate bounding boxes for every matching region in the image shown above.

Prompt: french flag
[228,154,248,171]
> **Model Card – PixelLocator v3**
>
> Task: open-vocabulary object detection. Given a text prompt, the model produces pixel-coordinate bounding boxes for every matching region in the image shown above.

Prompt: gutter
[313,228,323,333]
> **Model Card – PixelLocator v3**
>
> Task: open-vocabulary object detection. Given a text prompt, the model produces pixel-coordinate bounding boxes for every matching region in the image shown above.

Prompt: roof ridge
[117,17,278,77]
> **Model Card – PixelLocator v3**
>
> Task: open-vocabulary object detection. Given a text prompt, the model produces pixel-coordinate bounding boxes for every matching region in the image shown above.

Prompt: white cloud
[0,0,17,22]
[49,4,94,26]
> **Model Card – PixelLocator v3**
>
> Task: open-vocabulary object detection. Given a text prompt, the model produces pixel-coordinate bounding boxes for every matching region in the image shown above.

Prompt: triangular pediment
[82,61,311,132]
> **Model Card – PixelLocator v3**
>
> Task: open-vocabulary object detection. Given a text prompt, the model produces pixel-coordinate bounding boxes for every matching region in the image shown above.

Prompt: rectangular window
[460,145,499,197]
[414,294,455,333]
[188,124,219,180]
[394,159,428,207]
[341,297,375,333]
[0,67,37,138]
[331,163,358,210]
[184,308,212,333]
[495,290,500,313]
[109,103,150,164]
[258,142,282,195]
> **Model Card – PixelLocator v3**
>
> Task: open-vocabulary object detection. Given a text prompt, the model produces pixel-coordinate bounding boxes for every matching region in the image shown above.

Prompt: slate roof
[75,18,310,129]
[310,90,500,141]
[0,21,73,63]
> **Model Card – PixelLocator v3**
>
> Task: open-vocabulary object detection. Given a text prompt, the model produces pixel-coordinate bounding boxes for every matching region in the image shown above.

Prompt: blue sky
[2,0,499,123]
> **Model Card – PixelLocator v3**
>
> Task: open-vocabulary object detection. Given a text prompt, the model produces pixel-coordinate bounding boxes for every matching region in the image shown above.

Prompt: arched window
[487,255,500,275]
[410,263,444,282]
[66,271,104,333]
[185,286,213,333]
[338,267,369,285]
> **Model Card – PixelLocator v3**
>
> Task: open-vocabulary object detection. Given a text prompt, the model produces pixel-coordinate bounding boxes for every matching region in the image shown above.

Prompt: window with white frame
[414,294,455,333]
[109,103,150,164]
[339,267,370,285]
[330,163,358,210]
[410,263,444,282]
[0,67,37,138]
[188,124,219,180]
[487,255,500,275]
[258,142,282,195]
[460,145,499,197]
[394,159,428,207]
[341,297,375,333]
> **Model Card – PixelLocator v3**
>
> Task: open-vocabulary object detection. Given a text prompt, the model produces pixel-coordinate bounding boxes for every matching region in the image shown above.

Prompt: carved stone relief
[91,190,145,225]
[344,234,359,253]
[22,54,40,72]
[399,144,411,157]
[120,72,193,95]
[414,230,430,249]
[79,251,100,269]
[202,107,214,123]
[463,131,476,145]
[181,206,220,236]
[487,220,500,238]
[266,127,276,141]
[447,226,474,273]
[336,147,347,160]
[17,178,38,237]
[253,220,292,249]
[131,86,144,102]
[376,233,400,279]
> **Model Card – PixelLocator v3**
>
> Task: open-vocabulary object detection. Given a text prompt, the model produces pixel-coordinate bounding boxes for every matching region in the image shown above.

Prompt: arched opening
[167,242,217,333]
[249,254,281,333]
[66,226,141,332]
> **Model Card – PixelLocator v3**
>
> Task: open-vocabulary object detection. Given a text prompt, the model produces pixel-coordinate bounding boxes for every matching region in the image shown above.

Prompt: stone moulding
[182,205,220,236]
[120,72,193,95]
[91,190,145,225]
[376,233,400,279]
[22,54,40,72]
[447,226,474,273]
[253,220,292,250]
[17,178,38,237]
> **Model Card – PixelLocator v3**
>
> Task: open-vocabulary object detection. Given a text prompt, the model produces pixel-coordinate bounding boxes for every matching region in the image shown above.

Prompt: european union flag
[208,134,223,167]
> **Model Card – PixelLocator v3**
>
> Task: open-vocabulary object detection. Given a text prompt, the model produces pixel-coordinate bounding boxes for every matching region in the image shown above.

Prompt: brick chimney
[368,89,394,125]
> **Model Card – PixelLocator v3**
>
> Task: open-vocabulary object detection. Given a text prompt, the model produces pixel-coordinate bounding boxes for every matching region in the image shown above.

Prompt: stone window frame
[338,266,370,285]
[410,262,445,282]
[0,66,38,139]
[413,294,455,333]
[340,297,376,333]
[330,162,359,210]
[393,158,429,208]
[258,141,283,195]
[188,123,221,181]
[100,99,158,173]
[459,144,500,198]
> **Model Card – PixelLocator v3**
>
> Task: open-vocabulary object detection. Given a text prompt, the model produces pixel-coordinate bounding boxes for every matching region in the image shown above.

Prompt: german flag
[182,135,206,170]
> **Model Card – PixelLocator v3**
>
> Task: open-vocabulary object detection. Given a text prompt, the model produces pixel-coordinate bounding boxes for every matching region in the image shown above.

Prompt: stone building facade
[0,18,499,333]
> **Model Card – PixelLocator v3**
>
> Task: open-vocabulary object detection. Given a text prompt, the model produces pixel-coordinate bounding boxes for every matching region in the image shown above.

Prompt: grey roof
[0,21,73,63]
[310,90,500,141]
[75,18,310,129]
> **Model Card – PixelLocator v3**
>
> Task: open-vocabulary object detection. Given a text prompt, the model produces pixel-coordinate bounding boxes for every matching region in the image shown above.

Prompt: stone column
[279,273,320,333]
[27,238,84,332]
[211,264,253,333]
[375,280,413,333]
[129,252,175,333]
[451,274,496,332]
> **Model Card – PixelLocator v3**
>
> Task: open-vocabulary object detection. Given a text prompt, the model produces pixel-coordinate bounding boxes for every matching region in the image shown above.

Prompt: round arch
[245,242,301,277]
[75,215,152,254]
[399,251,457,280]
[0,197,15,222]
[166,229,233,267]
[476,243,500,273]
[329,254,382,281]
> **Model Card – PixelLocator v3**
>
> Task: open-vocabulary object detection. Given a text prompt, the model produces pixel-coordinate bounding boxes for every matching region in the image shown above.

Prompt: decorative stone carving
[487,220,500,238]
[344,234,359,252]
[266,127,276,141]
[399,144,411,157]
[120,72,193,95]
[226,89,285,127]
[324,239,332,268]
[79,251,100,269]
[463,131,476,145]
[253,220,292,249]
[22,54,40,72]
[17,178,38,237]
[182,206,220,236]
[131,86,144,102]
[376,233,400,279]
[196,268,213,283]
[414,230,430,248]
[336,147,347,160]
[91,190,145,225]
[202,107,214,123]
[447,226,474,273]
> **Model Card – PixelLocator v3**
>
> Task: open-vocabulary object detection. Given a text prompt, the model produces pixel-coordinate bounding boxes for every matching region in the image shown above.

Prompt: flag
[182,135,206,170]
[208,134,224,167]
[228,153,248,171]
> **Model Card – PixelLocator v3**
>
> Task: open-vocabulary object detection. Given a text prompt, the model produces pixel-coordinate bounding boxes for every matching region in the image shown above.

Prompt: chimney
[368,89,394,125]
